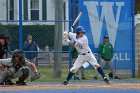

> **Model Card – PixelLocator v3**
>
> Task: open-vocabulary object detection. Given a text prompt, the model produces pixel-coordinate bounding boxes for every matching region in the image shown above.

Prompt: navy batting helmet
[75,26,85,34]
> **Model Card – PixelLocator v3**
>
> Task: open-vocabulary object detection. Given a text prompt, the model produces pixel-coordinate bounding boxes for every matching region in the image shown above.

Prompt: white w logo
[84,1,124,48]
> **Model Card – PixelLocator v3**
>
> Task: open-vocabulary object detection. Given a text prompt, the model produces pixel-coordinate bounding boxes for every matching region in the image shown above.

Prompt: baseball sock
[66,71,74,81]
[97,67,105,78]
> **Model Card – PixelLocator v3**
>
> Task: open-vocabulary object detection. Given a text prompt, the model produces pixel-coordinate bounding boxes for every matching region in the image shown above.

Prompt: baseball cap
[0,33,6,39]
[104,35,109,38]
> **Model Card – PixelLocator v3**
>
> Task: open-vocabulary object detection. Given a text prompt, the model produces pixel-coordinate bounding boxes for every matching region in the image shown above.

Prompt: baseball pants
[94,58,116,77]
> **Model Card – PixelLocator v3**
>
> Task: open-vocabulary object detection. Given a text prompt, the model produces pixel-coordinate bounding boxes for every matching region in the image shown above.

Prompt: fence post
[131,0,135,78]
[68,0,72,70]
[19,0,23,50]
[54,0,63,78]
[68,0,77,80]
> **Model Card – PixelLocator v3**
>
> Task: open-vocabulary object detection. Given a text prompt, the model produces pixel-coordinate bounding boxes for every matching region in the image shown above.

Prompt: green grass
[34,67,69,82]
[33,66,109,82]
[31,66,139,82]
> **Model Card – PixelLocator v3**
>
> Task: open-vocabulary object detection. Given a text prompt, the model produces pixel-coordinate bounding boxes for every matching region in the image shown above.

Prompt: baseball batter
[62,26,111,85]
[0,49,40,85]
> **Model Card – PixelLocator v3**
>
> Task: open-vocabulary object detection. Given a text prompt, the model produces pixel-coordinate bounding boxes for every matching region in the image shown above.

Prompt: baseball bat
[71,12,82,32]
[72,12,82,26]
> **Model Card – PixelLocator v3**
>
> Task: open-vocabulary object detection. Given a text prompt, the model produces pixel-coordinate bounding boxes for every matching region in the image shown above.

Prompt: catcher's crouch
[0,49,40,85]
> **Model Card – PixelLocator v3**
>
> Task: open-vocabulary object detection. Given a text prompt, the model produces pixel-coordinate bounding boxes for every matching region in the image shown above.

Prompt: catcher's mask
[12,49,25,62]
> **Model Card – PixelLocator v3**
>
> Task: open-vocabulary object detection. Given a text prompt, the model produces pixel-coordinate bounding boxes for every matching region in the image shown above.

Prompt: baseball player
[0,33,11,83]
[0,49,40,85]
[62,26,111,85]
[94,35,120,80]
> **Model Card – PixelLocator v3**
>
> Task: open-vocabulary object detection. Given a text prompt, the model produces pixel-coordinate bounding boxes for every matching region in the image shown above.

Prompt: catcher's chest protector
[12,60,26,71]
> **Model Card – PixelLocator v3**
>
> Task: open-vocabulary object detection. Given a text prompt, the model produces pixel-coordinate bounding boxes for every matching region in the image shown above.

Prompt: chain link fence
[0,0,73,81]
[0,0,136,82]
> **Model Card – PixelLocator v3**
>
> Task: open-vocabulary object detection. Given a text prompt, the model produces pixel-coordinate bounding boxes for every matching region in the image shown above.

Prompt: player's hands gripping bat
[63,31,70,44]
[63,12,82,44]
[63,12,82,38]
[63,31,69,40]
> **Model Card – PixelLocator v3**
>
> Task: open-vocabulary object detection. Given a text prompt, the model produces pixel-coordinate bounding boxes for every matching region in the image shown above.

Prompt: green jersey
[99,42,114,61]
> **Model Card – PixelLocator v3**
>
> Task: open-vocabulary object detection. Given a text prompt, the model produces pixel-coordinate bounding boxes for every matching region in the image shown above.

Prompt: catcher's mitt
[31,72,40,81]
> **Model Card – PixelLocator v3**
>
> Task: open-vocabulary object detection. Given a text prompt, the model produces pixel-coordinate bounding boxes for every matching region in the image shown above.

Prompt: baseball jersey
[69,32,91,55]
[99,43,114,61]
[0,58,30,66]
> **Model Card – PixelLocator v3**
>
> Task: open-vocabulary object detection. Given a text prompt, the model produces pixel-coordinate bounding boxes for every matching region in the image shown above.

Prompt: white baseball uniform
[68,32,100,73]
[0,58,30,66]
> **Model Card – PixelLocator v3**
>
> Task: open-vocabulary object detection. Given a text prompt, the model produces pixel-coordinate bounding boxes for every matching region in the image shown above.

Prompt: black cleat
[0,83,4,85]
[16,81,27,85]
[76,77,80,80]
[62,80,68,85]
[104,77,111,84]
[94,76,97,80]
[114,76,121,80]
[81,77,86,80]
[5,80,15,85]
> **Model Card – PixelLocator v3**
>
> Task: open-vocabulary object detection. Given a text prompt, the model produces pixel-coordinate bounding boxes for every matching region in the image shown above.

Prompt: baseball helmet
[75,26,85,34]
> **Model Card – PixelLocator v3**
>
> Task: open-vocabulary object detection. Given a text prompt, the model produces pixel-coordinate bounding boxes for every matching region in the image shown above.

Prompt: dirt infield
[0,83,140,91]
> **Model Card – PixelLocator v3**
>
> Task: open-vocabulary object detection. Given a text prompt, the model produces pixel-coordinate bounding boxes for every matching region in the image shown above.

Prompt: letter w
[84,1,124,48]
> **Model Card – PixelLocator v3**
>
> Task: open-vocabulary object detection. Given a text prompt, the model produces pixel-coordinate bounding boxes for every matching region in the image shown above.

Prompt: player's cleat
[5,80,15,85]
[76,77,80,80]
[108,72,113,78]
[0,83,4,85]
[104,77,111,84]
[16,81,27,85]
[81,77,86,80]
[94,76,97,80]
[114,76,121,80]
[62,80,68,85]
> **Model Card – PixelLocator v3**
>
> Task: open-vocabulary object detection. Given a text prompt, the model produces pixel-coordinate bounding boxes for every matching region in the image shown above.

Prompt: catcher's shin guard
[16,68,30,85]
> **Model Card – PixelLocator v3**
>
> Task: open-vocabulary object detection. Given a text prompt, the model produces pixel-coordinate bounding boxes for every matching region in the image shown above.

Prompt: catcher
[0,49,40,85]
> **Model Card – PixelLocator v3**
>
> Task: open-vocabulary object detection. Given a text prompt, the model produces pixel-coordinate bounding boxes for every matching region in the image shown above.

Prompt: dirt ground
[0,83,140,91]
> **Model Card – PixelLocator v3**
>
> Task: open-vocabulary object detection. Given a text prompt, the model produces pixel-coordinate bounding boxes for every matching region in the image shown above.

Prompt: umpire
[94,35,120,80]
[0,33,9,59]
